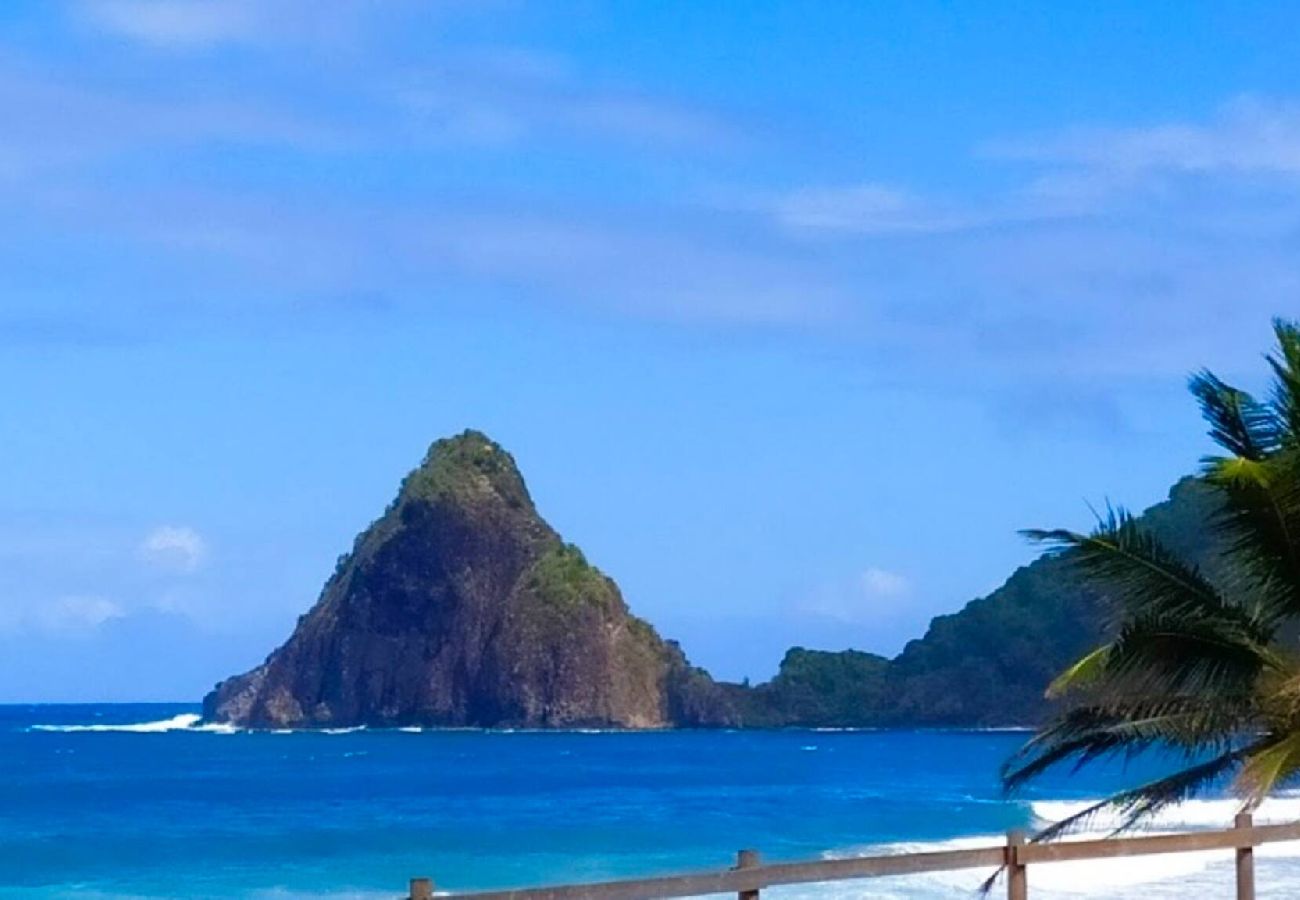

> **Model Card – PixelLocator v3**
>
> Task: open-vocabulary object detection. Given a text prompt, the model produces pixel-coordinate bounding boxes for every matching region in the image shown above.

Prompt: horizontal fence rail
[410,814,1300,900]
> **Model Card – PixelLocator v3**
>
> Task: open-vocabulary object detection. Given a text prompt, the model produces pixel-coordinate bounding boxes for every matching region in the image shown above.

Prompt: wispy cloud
[985,97,1300,177]
[0,592,125,636]
[770,183,979,235]
[72,0,433,51]
[722,96,1300,397]
[77,0,257,48]
[139,525,208,574]
[14,7,1300,395]
[798,566,914,626]
[764,98,1300,242]
[30,595,124,635]
[860,567,911,600]
[0,516,235,642]
[389,49,739,151]
[0,60,347,182]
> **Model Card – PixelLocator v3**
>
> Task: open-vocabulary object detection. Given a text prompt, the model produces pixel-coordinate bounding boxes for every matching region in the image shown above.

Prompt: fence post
[409,877,434,900]
[736,848,761,900]
[1006,830,1027,900]
[1236,812,1255,900]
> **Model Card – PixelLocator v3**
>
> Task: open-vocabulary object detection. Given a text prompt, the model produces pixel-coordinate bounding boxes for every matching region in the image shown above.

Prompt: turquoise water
[5,704,1300,898]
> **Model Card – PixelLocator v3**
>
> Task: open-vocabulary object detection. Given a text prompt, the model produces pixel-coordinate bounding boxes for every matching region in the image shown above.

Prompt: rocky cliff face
[203,431,735,729]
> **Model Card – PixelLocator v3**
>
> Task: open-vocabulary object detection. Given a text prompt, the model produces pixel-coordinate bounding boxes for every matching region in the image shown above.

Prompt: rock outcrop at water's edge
[203,431,739,729]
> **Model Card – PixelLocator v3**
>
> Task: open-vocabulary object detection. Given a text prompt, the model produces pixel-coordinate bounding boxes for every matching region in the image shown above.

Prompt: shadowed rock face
[203,431,735,729]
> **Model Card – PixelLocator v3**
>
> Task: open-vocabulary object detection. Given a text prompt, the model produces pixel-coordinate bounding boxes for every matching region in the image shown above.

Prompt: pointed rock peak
[400,429,533,511]
[203,429,739,729]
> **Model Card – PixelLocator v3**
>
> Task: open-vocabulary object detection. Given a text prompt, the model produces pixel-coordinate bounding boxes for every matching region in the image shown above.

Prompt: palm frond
[1236,731,1300,806]
[1003,696,1253,792]
[1189,370,1281,461]
[1203,450,1300,625]
[1267,318,1300,445]
[1024,509,1256,634]
[1046,645,1111,699]
[1032,744,1254,843]
[1101,605,1280,697]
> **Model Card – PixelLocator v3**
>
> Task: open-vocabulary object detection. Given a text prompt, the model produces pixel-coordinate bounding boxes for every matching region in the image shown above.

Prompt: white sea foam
[804,836,1300,898]
[795,797,1300,899]
[26,716,387,735]
[1032,795,1300,830]
[28,713,237,734]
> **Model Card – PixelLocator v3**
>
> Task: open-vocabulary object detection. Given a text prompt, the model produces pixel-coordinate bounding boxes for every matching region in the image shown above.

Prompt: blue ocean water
[4,704,1300,898]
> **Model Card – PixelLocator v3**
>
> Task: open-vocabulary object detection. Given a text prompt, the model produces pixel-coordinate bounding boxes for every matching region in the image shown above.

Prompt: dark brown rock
[203,430,737,729]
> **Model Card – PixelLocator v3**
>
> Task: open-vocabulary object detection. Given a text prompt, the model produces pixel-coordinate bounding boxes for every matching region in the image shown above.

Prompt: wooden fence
[408,813,1300,900]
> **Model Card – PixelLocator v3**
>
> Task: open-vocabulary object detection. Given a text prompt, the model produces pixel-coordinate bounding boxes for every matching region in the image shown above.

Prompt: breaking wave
[797,797,1300,898]
[1031,795,1300,830]
[28,713,236,734]
[27,716,376,735]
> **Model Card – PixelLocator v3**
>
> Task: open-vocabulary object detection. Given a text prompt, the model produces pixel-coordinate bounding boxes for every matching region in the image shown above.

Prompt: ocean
[4,704,1300,898]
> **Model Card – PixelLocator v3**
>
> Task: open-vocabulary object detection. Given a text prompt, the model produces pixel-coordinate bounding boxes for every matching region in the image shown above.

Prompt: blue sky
[3,1,1299,700]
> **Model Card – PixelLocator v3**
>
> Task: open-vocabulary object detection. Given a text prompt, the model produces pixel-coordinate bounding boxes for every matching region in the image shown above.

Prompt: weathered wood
[1237,812,1255,900]
[736,849,760,900]
[1005,830,1027,900]
[450,845,1006,900]
[411,877,435,900]
[441,817,1300,900]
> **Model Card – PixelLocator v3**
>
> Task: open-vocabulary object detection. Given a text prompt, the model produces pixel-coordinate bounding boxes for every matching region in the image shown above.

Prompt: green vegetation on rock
[526,543,617,611]
[401,430,531,509]
[737,648,890,727]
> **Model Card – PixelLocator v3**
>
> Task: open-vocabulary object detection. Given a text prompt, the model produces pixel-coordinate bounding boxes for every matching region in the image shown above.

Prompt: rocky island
[206,430,1218,729]
[203,431,732,728]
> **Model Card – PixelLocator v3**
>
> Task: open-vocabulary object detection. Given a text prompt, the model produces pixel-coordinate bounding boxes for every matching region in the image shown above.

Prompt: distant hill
[204,431,1220,729]
[731,477,1222,727]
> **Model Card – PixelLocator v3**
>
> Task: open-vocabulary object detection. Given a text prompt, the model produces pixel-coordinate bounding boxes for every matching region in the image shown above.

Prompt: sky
[3,1,1300,700]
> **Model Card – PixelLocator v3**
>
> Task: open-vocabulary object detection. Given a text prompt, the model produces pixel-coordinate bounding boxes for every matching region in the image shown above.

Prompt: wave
[27,716,377,735]
[805,796,1300,898]
[819,836,1236,897]
[1032,795,1300,831]
[28,713,237,734]
[820,832,1300,897]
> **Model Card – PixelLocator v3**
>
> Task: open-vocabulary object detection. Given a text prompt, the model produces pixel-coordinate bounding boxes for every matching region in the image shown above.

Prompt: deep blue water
[4,704,1298,898]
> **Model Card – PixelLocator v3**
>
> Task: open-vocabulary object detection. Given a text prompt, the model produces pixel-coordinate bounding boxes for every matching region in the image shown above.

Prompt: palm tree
[1001,318,1300,841]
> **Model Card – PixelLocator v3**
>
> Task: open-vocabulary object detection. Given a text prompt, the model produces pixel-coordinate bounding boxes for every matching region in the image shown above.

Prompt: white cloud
[797,566,914,625]
[392,56,738,151]
[772,184,976,235]
[764,98,1300,242]
[30,595,124,634]
[74,0,495,53]
[757,178,1093,237]
[984,97,1300,177]
[860,567,911,600]
[78,0,257,48]
[139,525,208,573]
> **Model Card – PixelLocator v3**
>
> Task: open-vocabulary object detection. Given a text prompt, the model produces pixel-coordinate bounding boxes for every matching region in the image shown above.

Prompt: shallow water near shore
[5,703,1300,898]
